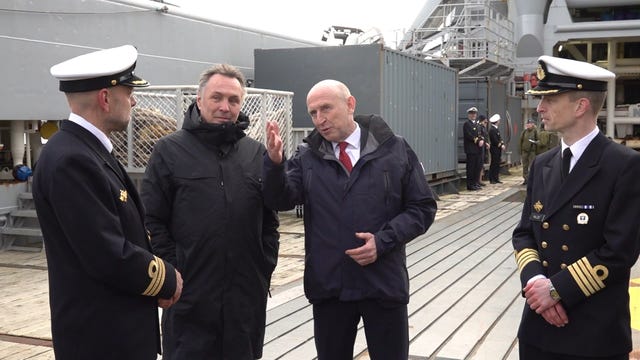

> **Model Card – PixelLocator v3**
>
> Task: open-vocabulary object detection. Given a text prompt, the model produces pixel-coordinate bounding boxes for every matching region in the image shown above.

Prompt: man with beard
[142,64,280,360]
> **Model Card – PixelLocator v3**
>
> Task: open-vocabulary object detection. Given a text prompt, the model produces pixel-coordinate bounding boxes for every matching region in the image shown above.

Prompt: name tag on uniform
[530,213,546,222]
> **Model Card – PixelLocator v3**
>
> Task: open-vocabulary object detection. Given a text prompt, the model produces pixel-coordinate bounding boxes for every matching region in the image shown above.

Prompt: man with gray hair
[142,64,280,359]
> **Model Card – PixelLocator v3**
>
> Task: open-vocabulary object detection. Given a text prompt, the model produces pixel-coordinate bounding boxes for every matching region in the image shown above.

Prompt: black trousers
[519,341,628,360]
[466,152,480,186]
[313,298,408,360]
[489,148,501,182]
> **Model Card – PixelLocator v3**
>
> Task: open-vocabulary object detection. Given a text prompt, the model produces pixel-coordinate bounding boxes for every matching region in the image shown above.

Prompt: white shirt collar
[332,122,361,151]
[561,126,599,159]
[561,126,599,170]
[68,112,114,153]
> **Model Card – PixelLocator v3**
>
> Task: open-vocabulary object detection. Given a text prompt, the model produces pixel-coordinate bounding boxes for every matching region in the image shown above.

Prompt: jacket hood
[181,101,250,131]
[181,101,249,147]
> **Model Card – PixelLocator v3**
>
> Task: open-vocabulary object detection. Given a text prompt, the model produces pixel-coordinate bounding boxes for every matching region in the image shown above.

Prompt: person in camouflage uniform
[536,122,559,155]
[519,119,538,185]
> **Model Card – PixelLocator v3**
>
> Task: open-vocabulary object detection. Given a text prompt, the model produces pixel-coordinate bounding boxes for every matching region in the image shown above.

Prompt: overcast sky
[169,0,425,48]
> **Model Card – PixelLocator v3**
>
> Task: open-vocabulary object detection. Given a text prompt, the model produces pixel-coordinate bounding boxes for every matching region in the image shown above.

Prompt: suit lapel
[60,121,146,223]
[61,121,126,183]
[544,133,608,218]
[542,147,563,211]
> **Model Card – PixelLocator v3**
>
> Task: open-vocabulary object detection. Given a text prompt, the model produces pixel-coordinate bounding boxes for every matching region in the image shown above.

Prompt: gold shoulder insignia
[119,189,128,203]
[142,255,166,297]
[533,201,543,213]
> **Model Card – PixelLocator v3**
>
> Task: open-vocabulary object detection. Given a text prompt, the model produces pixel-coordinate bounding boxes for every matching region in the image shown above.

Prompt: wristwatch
[549,282,561,301]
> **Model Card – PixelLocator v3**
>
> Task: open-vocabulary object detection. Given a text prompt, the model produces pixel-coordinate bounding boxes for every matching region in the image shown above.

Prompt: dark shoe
[467,186,480,191]
[522,181,527,185]
[496,180,503,184]
[490,181,497,184]
[478,182,487,187]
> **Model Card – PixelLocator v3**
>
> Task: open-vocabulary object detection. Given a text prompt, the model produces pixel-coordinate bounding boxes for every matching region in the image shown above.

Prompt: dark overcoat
[142,104,280,360]
[33,120,177,360]
[513,132,640,357]
[463,119,482,155]
[263,115,436,304]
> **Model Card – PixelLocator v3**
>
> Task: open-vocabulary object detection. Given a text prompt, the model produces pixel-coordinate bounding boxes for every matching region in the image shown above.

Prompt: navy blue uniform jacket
[513,133,640,357]
[33,120,177,360]
[264,115,437,303]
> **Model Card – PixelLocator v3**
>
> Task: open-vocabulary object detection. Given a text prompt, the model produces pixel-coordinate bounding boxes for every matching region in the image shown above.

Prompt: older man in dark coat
[142,64,279,360]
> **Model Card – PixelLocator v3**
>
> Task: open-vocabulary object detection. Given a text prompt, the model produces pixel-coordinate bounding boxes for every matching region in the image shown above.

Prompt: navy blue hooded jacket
[264,115,437,303]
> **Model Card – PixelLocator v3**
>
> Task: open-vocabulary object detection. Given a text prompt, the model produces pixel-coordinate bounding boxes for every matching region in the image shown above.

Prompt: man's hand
[540,303,569,327]
[266,120,283,165]
[523,278,560,314]
[345,232,378,266]
[478,139,485,148]
[158,269,183,309]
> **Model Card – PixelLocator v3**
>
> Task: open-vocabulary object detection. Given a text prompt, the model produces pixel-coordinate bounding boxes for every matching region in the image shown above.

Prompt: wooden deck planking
[0,184,531,360]
[260,190,526,359]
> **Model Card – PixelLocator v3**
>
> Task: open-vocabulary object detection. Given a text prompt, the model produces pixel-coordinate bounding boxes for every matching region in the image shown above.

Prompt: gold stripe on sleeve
[142,256,166,297]
[568,264,591,297]
[515,248,540,272]
[575,259,598,294]
[568,257,608,297]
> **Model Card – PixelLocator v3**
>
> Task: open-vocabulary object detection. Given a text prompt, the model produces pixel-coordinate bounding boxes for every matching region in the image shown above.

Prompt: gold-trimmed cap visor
[51,45,149,93]
[58,63,149,92]
[526,55,614,96]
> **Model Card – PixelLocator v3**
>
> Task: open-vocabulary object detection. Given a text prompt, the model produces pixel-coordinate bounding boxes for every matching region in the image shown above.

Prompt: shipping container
[254,44,458,182]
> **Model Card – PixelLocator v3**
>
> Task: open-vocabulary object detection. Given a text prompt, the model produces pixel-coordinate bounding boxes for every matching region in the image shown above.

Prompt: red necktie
[338,141,352,173]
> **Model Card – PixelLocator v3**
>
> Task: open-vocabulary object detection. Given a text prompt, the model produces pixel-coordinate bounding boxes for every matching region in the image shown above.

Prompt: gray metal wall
[0,0,318,120]
[381,50,458,176]
[254,44,458,176]
[458,78,522,163]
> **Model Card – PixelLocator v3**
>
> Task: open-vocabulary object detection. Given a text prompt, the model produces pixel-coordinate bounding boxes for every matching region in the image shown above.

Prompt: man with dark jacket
[34,45,182,360]
[263,79,437,359]
[519,119,538,185]
[513,55,640,359]
[462,107,484,190]
[488,114,505,184]
[142,64,280,360]
[477,114,489,185]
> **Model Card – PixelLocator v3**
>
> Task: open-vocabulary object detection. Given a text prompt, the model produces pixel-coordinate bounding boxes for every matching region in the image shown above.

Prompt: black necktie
[562,148,572,181]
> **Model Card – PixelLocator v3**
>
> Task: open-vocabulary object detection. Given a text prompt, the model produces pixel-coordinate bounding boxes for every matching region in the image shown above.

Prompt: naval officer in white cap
[487,113,505,184]
[513,55,640,359]
[462,106,484,190]
[32,45,183,360]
